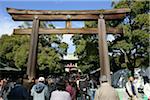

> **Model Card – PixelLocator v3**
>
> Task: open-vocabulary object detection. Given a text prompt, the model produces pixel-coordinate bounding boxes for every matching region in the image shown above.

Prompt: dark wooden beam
[11,14,126,21]
[98,15,111,83]
[27,17,39,80]
[13,27,122,35]
[7,8,130,15]
[66,21,72,28]
[7,8,130,21]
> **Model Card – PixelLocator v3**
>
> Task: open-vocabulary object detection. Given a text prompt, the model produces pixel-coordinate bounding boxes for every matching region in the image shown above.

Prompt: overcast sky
[0,0,115,53]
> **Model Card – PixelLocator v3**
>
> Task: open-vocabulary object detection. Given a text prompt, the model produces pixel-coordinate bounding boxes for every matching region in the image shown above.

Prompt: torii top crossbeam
[7,8,130,21]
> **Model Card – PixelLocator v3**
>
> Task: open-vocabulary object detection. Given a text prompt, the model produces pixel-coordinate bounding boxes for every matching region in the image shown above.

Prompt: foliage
[0,22,68,74]
[72,0,149,73]
[72,21,99,73]
[0,35,29,68]
[111,0,149,72]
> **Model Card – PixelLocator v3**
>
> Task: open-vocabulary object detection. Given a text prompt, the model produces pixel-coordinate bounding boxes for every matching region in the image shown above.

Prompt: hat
[56,79,66,91]
[100,75,108,82]
[38,77,45,82]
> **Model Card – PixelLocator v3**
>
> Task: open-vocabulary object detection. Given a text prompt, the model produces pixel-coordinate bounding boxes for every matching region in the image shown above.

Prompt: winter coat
[125,81,139,100]
[48,83,56,99]
[94,82,119,100]
[50,90,71,100]
[31,82,49,100]
[7,84,29,100]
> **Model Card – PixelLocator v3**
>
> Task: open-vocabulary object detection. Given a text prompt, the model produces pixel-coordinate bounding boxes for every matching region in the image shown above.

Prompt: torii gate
[7,8,130,81]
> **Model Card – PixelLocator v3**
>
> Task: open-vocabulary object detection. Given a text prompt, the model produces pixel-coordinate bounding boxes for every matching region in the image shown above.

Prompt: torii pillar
[27,16,39,80]
[98,15,111,83]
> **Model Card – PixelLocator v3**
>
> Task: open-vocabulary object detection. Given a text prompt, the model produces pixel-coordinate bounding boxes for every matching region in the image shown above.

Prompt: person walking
[47,77,56,99]
[143,78,150,100]
[66,80,76,100]
[31,77,49,100]
[7,77,29,100]
[125,75,139,100]
[50,79,71,100]
[94,75,119,100]
[0,78,4,100]
[1,78,14,100]
[88,76,97,100]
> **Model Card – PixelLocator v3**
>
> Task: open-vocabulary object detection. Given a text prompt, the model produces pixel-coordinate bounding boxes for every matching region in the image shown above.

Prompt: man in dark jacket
[8,78,29,100]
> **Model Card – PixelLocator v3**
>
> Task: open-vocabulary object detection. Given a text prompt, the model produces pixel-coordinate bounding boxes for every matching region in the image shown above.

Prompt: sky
[0,0,115,53]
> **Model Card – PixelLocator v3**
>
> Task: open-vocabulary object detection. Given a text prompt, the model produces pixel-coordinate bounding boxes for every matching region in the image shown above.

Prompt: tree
[0,34,30,68]
[72,0,149,74]
[0,21,68,74]
[110,0,149,75]
[38,21,68,73]
[72,21,99,73]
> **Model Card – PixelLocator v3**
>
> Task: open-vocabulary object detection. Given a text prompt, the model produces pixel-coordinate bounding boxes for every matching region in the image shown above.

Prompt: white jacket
[125,81,139,98]
[144,83,150,98]
[31,82,49,100]
[50,90,71,100]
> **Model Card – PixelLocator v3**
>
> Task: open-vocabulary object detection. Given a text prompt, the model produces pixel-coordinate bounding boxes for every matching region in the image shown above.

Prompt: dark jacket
[8,84,29,100]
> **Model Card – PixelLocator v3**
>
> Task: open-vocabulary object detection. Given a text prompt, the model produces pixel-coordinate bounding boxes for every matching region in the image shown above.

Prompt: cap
[38,77,45,82]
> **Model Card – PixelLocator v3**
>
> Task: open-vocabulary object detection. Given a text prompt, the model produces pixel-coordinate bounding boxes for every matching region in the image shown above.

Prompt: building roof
[63,53,78,60]
[0,62,21,71]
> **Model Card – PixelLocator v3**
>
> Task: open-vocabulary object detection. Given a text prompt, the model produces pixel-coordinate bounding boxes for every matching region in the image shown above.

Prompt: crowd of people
[0,74,97,100]
[0,73,150,100]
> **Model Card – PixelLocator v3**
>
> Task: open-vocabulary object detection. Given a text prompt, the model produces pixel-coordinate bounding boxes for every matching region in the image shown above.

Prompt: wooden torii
[7,8,130,81]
